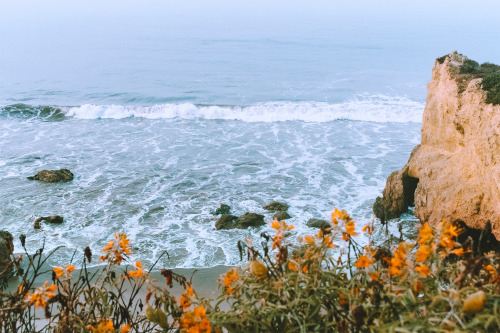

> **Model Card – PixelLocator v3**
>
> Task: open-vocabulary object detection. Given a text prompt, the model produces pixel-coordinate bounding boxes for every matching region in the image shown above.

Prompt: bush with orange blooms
[0,210,499,332]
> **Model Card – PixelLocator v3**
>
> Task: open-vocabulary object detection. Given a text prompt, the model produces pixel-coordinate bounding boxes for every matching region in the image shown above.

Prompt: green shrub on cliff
[482,72,500,105]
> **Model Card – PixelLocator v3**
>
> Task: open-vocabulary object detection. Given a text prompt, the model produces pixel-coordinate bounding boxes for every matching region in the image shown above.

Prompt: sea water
[0,1,499,268]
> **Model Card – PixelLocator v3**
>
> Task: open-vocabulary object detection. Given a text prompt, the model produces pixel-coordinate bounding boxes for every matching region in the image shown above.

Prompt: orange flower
[100,233,132,265]
[221,268,239,294]
[179,285,195,309]
[418,222,433,244]
[222,268,239,287]
[305,235,315,243]
[355,255,371,268]
[416,244,431,263]
[389,243,409,276]
[121,324,131,333]
[87,319,114,333]
[415,264,430,277]
[339,293,348,306]
[484,265,496,277]
[53,264,76,280]
[288,260,299,272]
[127,261,144,279]
[369,272,379,282]
[362,224,373,235]
[438,221,462,249]
[25,281,57,307]
[271,220,294,231]
[451,248,466,256]
[345,221,357,237]
[194,305,206,318]
[180,306,211,333]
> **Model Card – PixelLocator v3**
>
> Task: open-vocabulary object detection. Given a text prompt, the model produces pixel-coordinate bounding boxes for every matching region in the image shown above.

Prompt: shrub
[1,211,499,332]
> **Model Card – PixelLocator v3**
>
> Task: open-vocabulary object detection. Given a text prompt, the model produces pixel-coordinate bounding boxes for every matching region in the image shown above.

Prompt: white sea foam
[65,95,424,123]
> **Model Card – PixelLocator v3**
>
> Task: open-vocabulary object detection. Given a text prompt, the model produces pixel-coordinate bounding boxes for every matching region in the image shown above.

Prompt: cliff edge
[374,51,500,240]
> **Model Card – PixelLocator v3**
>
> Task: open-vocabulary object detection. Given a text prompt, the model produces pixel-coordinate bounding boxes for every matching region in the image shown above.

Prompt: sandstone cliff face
[374,52,500,240]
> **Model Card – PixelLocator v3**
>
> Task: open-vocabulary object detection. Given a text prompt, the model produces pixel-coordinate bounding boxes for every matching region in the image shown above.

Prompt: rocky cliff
[374,51,500,240]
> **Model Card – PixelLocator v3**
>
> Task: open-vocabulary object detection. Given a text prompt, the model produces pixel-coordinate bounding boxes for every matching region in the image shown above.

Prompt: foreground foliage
[1,211,499,332]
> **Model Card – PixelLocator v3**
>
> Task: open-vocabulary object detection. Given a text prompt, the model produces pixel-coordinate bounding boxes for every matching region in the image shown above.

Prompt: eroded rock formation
[28,169,74,183]
[374,52,500,240]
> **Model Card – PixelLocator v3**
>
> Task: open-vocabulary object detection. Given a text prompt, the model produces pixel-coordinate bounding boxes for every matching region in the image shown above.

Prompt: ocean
[0,1,499,268]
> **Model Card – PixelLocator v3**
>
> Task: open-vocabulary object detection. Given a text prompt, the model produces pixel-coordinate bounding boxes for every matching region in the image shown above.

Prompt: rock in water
[215,215,238,230]
[374,51,500,240]
[211,204,231,215]
[273,211,291,220]
[37,216,64,224]
[262,201,289,212]
[0,231,14,279]
[28,169,74,182]
[236,213,265,228]
[306,218,331,230]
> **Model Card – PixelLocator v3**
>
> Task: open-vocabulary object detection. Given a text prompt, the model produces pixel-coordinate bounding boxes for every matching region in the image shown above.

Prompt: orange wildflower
[389,243,409,276]
[369,272,379,282]
[345,221,358,237]
[484,265,496,277]
[25,281,57,307]
[438,221,462,249]
[418,222,433,244]
[121,324,131,333]
[362,224,373,235]
[355,255,372,269]
[415,264,430,277]
[127,261,144,279]
[221,268,239,294]
[180,306,211,333]
[179,285,195,309]
[288,260,299,272]
[87,319,114,333]
[100,233,132,265]
[53,263,76,280]
[305,235,315,243]
[271,220,294,231]
[451,248,466,256]
[416,244,431,262]
[339,293,348,306]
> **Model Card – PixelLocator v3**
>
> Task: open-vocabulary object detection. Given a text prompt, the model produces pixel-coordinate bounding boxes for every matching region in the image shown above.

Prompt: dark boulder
[306,218,331,230]
[211,204,231,216]
[37,216,64,224]
[263,201,289,212]
[28,169,74,183]
[215,215,238,230]
[34,216,64,229]
[0,231,14,279]
[273,211,291,220]
[237,213,265,229]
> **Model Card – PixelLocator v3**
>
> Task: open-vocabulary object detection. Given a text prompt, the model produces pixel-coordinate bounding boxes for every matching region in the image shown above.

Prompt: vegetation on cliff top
[1,211,499,332]
[436,54,500,105]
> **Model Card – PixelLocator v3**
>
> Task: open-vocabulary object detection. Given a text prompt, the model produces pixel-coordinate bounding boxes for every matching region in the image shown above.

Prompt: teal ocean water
[0,1,499,267]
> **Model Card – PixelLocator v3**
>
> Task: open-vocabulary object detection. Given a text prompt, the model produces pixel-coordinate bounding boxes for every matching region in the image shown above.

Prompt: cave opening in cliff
[402,174,419,207]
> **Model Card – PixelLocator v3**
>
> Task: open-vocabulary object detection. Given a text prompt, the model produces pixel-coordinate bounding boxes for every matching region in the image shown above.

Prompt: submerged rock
[211,204,231,216]
[28,169,74,183]
[306,218,331,230]
[273,211,291,220]
[374,51,500,240]
[236,213,265,229]
[34,215,64,229]
[0,231,14,279]
[263,201,289,212]
[215,215,238,230]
